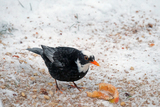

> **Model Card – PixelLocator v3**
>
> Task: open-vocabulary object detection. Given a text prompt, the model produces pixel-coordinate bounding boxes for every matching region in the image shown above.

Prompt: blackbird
[27,45,99,92]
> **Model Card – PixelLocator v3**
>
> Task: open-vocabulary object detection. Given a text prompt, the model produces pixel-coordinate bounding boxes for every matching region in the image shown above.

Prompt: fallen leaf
[12,55,19,58]
[40,88,48,95]
[149,43,155,47]
[86,83,119,103]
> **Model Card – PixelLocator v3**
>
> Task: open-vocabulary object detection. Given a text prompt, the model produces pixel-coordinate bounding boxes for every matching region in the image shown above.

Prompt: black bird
[27,45,99,92]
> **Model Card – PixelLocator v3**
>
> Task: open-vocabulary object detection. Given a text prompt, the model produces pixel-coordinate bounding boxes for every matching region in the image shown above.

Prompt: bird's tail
[27,48,43,55]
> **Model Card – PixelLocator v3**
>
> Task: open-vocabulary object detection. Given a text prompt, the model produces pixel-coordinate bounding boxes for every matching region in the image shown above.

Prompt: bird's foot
[55,86,63,94]
[54,79,63,94]
[69,82,85,91]
[69,85,85,91]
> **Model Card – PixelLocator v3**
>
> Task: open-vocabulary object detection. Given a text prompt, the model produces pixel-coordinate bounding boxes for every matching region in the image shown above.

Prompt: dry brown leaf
[12,55,19,58]
[40,88,48,95]
[149,43,155,47]
[87,83,119,103]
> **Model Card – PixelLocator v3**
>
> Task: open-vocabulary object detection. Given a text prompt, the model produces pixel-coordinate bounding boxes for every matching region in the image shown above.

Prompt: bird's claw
[55,87,63,94]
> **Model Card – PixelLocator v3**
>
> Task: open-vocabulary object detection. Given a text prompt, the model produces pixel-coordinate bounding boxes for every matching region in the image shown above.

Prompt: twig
[30,3,32,11]
[69,24,75,30]
[18,0,24,8]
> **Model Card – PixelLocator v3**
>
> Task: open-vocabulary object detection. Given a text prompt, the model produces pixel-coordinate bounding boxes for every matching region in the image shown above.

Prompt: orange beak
[90,60,100,66]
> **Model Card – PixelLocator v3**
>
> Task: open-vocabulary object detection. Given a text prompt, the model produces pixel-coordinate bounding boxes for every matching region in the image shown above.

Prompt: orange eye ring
[84,56,88,60]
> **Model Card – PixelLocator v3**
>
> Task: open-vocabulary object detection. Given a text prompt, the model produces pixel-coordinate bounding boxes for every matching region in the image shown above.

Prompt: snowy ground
[0,0,160,107]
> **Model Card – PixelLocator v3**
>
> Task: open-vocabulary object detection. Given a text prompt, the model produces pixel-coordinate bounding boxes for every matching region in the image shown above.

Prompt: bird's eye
[84,56,88,60]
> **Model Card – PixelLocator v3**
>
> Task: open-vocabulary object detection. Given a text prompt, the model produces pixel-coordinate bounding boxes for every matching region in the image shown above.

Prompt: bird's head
[75,50,99,73]
[81,50,99,66]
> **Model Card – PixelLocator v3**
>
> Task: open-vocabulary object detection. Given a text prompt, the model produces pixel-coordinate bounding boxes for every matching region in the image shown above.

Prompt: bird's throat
[75,59,90,73]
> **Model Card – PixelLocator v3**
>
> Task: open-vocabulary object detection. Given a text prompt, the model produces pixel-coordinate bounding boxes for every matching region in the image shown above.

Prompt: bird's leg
[72,82,84,91]
[55,79,63,94]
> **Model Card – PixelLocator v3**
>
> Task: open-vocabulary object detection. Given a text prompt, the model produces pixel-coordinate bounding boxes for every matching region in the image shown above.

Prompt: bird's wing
[41,45,55,63]
[41,46,76,68]
[52,47,74,68]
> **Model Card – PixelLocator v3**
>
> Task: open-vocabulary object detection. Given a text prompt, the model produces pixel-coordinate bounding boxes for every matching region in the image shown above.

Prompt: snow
[0,0,160,106]
[0,99,3,107]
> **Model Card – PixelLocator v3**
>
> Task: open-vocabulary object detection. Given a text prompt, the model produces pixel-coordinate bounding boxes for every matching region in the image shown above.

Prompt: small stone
[152,101,156,105]
[33,54,38,57]
[32,89,38,92]
[130,91,135,96]
[148,23,153,28]
[32,95,37,99]
[5,52,12,56]
[49,91,53,96]
[30,77,35,81]
[19,60,23,63]
[33,103,37,107]
[34,73,38,76]
[130,67,134,70]
[141,35,145,38]
[49,102,58,106]
[48,82,53,86]
[21,92,25,97]
[1,86,5,89]
[89,76,93,80]
[44,95,50,100]
[42,100,46,104]
[23,61,27,64]
[121,102,125,106]
[40,69,45,73]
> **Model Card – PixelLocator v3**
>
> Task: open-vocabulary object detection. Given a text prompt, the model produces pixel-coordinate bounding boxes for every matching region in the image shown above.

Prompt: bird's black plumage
[27,45,99,91]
